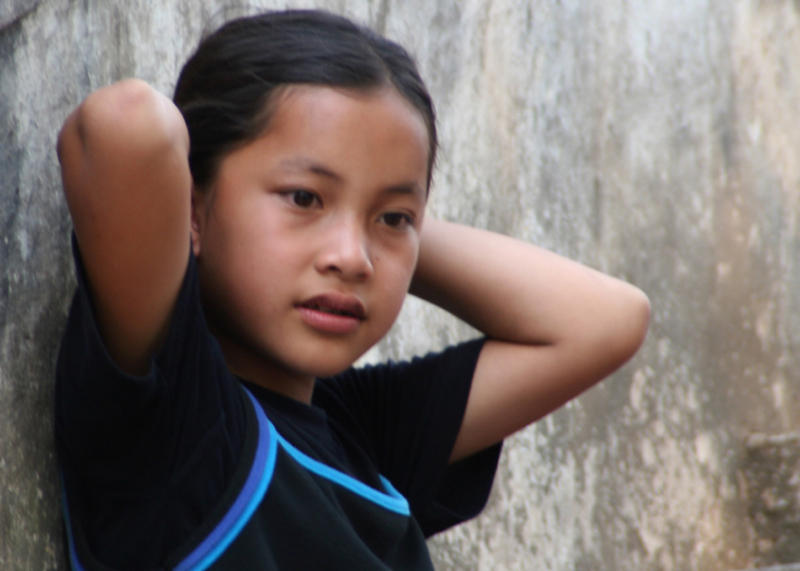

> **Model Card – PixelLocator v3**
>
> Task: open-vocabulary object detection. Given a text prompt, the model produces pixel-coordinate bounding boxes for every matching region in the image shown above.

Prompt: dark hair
[173,9,437,191]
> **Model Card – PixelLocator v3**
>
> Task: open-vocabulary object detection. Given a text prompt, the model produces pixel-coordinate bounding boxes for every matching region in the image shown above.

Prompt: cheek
[199,220,274,311]
[375,248,418,314]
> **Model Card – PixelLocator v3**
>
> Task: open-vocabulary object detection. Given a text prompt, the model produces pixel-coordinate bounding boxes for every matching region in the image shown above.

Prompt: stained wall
[2,1,800,569]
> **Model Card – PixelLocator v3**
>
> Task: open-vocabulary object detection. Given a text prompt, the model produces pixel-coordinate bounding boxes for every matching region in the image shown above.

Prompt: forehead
[244,85,431,195]
[272,83,427,126]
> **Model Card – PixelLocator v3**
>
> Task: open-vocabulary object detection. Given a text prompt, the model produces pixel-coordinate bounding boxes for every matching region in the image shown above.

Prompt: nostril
[315,228,373,279]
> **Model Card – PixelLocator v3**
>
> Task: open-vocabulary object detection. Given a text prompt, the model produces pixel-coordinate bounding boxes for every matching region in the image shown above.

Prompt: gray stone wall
[3,1,800,569]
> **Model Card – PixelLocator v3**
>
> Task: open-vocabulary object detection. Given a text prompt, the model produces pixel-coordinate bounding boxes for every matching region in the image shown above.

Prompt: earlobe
[190,188,203,257]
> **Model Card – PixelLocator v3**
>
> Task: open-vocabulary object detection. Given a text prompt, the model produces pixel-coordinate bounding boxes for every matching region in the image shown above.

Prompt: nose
[315,217,373,281]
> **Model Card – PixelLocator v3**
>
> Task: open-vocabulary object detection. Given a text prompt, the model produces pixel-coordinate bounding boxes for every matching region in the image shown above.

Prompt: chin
[304,357,360,378]
[299,347,372,378]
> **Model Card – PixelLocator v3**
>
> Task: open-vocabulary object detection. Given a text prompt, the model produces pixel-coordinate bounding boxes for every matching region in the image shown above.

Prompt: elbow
[73,79,187,156]
[577,283,651,378]
[57,80,190,224]
[72,79,151,143]
[630,287,652,347]
[56,112,76,164]
[610,286,651,366]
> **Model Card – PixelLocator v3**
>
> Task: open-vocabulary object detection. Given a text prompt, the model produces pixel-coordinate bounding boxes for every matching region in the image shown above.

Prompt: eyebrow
[277,157,342,182]
[277,157,425,198]
[382,182,426,198]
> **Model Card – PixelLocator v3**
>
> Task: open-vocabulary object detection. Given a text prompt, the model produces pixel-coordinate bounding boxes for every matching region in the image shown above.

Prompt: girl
[55,9,650,570]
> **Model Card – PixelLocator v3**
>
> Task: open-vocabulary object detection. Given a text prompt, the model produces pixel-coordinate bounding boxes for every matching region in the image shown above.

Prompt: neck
[217,339,316,404]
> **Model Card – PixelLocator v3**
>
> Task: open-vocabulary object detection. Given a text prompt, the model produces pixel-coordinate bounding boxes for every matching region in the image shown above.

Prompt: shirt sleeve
[315,338,502,537]
[55,235,246,567]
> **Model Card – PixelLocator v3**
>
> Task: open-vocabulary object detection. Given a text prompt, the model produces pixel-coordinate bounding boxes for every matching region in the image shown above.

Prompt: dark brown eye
[380,212,413,229]
[283,190,320,208]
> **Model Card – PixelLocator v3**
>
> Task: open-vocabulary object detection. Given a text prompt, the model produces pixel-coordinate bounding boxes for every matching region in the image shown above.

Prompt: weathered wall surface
[3,0,800,569]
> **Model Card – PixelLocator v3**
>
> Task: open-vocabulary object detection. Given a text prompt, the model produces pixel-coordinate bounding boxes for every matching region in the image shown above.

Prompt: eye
[379,211,415,230]
[281,189,321,209]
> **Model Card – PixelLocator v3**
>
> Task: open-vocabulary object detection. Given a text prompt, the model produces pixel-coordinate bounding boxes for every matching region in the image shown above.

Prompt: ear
[190,186,204,257]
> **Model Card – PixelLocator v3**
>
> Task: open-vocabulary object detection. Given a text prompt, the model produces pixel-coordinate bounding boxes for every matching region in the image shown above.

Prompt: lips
[296,293,366,334]
[298,293,366,319]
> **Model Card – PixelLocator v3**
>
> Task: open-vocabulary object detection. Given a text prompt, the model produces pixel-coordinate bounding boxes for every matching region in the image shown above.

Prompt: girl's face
[191,86,430,401]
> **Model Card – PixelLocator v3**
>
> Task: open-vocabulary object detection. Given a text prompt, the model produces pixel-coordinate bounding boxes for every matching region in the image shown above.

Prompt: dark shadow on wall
[742,432,800,567]
[0,0,41,31]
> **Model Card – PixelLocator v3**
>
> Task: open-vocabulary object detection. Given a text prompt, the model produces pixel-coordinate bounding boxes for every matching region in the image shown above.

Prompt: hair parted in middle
[173,9,438,191]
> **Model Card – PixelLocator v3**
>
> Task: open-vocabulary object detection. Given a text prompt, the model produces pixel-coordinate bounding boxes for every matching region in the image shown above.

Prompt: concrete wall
[3,0,800,569]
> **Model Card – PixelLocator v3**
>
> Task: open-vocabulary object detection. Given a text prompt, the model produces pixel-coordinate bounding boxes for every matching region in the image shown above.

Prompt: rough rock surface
[3,1,800,569]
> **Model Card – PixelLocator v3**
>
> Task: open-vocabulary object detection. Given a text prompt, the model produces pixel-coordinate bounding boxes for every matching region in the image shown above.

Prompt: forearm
[412,218,650,461]
[410,218,650,365]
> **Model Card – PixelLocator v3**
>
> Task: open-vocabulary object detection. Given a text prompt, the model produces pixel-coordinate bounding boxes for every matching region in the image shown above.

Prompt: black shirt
[56,240,500,569]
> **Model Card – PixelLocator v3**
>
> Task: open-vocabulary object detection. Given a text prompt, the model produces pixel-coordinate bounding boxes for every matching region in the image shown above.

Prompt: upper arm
[450,280,650,462]
[410,219,650,463]
[58,79,192,374]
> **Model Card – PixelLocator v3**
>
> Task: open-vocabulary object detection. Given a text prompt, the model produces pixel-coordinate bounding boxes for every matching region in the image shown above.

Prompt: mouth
[297,294,366,321]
